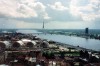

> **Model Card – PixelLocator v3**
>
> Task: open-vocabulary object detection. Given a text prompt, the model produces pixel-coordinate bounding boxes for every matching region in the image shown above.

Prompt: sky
[0,0,100,29]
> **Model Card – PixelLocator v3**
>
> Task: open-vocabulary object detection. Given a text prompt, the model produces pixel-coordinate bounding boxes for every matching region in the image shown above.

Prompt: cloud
[45,21,94,29]
[34,2,51,19]
[70,0,100,21]
[0,0,99,29]
[0,0,37,18]
[0,18,17,28]
[15,21,43,29]
[0,18,42,29]
[17,4,37,18]
[0,0,50,20]
[43,13,51,19]
[48,2,68,11]
[34,2,46,11]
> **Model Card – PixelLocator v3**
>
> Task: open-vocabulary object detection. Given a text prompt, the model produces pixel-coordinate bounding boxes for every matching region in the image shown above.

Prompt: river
[35,34,100,51]
[16,29,100,51]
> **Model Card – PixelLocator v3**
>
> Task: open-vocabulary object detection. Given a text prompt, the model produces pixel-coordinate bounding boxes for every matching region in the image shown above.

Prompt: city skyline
[0,0,100,29]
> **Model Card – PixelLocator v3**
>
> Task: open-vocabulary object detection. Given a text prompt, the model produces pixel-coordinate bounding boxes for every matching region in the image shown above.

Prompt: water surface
[35,34,100,51]
[16,29,100,51]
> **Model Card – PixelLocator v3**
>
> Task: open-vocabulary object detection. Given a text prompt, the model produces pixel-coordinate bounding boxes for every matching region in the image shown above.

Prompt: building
[85,28,89,35]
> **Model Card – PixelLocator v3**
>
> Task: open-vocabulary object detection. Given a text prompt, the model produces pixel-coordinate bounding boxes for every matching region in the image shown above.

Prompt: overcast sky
[0,0,100,29]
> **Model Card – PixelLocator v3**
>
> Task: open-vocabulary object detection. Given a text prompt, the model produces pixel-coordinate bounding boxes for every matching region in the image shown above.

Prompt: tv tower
[43,21,44,29]
[42,21,45,34]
